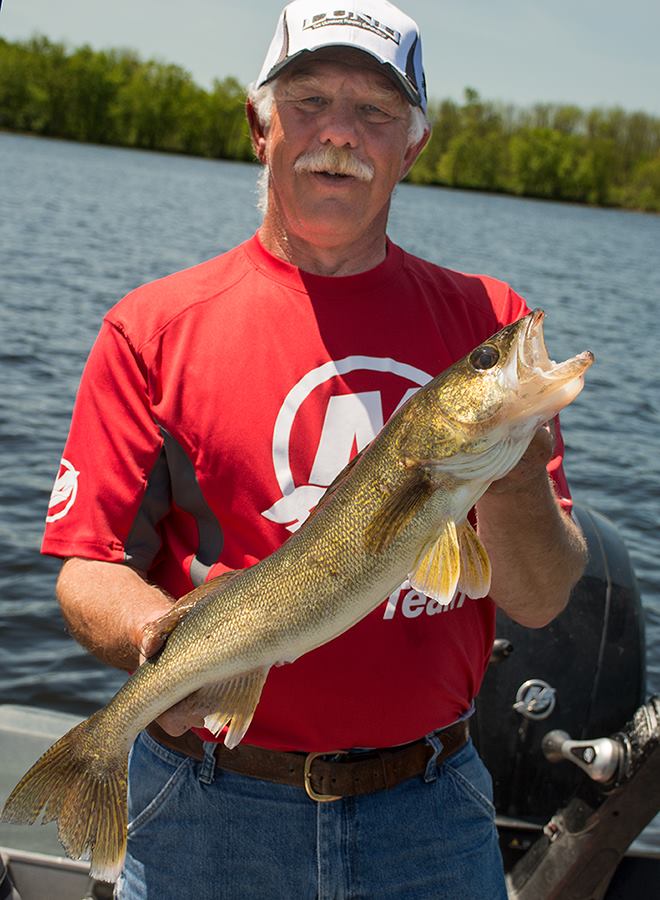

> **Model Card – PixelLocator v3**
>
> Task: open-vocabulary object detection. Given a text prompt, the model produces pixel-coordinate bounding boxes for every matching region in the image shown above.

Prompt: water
[1,133,659,843]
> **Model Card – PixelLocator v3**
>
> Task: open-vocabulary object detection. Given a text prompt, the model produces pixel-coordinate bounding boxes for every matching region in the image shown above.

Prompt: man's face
[253,49,426,251]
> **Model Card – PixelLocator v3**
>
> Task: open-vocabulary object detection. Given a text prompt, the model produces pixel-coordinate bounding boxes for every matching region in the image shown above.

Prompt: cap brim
[259,45,423,109]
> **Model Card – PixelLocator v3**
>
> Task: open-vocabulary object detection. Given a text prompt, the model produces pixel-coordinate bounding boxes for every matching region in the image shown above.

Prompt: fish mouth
[508,309,594,419]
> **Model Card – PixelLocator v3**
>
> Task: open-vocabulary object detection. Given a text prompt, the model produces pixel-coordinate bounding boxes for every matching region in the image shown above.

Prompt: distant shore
[1,36,659,213]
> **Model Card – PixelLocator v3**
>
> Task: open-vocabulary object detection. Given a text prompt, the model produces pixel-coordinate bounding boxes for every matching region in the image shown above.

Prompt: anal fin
[195,668,269,749]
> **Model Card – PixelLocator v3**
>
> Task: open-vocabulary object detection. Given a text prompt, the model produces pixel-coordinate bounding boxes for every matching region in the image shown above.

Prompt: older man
[43,1,586,897]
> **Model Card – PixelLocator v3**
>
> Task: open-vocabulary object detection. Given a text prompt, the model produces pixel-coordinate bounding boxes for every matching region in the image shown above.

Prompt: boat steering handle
[541,729,624,783]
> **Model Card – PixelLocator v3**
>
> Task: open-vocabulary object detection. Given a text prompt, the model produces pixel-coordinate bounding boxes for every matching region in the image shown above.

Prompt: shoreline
[2,128,657,217]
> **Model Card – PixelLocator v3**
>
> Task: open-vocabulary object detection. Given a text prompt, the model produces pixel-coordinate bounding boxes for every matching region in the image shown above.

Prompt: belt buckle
[303,750,346,802]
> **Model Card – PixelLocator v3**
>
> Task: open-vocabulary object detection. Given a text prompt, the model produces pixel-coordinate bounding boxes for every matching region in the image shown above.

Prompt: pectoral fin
[409,520,461,605]
[196,667,269,749]
[456,521,491,598]
[364,467,435,554]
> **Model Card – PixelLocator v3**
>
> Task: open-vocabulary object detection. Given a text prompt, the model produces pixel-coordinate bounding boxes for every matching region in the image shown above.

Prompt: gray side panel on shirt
[124,427,224,586]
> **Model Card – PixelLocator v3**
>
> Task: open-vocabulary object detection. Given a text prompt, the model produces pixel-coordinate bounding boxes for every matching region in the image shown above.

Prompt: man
[42,1,587,897]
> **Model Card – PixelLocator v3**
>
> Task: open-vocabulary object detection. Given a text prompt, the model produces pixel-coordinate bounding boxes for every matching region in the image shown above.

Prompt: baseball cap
[255,0,427,114]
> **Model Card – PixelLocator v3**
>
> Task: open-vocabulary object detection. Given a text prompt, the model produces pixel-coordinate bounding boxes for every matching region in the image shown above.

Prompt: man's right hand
[137,570,241,736]
[57,558,239,737]
[137,595,211,736]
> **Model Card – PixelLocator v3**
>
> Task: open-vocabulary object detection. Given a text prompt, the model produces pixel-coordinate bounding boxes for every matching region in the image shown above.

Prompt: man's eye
[361,105,395,122]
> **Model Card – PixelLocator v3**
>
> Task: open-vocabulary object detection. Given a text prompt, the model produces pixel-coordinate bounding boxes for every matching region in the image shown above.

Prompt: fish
[1,310,593,880]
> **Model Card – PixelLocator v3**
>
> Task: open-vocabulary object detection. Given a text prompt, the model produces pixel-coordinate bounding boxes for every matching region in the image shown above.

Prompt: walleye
[1,310,593,880]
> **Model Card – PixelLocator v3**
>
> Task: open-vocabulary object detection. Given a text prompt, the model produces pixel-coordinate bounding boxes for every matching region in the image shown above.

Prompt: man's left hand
[485,422,555,495]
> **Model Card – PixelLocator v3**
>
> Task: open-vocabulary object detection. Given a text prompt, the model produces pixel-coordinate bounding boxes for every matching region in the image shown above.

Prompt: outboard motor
[471,504,647,846]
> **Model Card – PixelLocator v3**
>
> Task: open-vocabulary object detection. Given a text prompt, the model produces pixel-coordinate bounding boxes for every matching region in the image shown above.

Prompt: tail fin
[0,711,128,882]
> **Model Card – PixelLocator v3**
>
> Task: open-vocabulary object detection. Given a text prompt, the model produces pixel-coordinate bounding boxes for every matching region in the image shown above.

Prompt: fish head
[413,310,594,463]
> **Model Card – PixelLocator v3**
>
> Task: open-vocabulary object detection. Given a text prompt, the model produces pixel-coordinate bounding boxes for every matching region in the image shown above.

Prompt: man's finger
[139,625,165,661]
[157,698,207,736]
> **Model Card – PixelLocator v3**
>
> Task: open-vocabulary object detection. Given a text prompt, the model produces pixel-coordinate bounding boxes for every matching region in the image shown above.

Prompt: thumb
[138,621,166,664]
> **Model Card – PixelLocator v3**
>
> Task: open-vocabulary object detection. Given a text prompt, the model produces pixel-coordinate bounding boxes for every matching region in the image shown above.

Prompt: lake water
[1,132,659,847]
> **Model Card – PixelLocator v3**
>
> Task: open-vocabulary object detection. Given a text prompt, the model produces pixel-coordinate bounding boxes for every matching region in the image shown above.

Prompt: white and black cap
[255,0,428,114]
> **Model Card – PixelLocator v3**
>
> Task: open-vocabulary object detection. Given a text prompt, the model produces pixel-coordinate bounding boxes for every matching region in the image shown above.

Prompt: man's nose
[317,104,360,148]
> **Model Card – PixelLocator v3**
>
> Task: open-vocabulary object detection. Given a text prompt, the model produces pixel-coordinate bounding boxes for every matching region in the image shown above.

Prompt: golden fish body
[1,310,593,880]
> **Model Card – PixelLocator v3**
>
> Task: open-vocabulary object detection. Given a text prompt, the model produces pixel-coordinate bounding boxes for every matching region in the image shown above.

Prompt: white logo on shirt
[261,356,431,532]
[261,358,470,618]
[46,458,80,522]
[382,580,466,620]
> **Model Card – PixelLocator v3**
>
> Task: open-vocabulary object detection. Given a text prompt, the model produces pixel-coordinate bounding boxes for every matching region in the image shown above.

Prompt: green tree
[616,155,660,212]
[408,99,461,184]
[436,130,508,191]
[113,61,201,151]
[59,46,122,143]
[432,90,509,192]
[11,37,70,136]
[203,77,252,160]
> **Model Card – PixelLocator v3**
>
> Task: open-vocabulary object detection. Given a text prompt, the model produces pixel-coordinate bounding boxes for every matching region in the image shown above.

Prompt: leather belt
[146,719,469,802]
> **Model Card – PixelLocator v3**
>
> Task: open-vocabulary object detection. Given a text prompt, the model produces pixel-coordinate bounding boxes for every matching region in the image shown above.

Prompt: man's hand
[57,558,217,737]
[475,422,587,627]
[136,572,240,737]
[486,422,555,495]
[138,597,209,736]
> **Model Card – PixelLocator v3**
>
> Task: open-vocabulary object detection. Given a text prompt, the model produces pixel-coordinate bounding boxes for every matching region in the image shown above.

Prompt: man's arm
[475,427,587,628]
[56,558,174,671]
[57,558,210,734]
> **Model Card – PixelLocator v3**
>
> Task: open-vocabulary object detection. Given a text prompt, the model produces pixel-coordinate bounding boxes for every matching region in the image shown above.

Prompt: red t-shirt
[42,233,571,751]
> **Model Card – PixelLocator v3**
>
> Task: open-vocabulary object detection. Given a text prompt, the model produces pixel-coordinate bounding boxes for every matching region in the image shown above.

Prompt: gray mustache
[294,147,374,182]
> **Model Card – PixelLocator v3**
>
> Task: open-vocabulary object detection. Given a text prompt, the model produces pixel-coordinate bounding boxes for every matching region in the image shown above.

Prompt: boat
[0,704,111,900]
[1,504,658,899]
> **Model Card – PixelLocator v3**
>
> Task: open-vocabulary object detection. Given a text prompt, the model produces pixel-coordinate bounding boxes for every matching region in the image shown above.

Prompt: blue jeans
[115,730,507,899]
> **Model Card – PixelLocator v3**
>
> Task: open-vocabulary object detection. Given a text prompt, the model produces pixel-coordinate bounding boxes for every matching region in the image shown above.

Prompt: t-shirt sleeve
[41,319,168,568]
[548,415,573,513]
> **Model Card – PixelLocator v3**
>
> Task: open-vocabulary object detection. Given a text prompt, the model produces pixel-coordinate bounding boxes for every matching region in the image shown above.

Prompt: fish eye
[470,345,500,370]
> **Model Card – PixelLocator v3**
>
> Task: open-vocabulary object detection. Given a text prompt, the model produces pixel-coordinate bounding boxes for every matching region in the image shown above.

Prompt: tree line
[410,88,660,212]
[0,37,253,160]
[2,37,659,212]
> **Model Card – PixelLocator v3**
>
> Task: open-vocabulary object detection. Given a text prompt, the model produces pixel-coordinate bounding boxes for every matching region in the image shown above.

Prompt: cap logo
[302,11,401,44]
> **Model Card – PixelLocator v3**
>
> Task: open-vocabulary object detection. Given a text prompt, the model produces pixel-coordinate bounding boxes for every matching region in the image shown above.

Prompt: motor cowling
[471,505,646,823]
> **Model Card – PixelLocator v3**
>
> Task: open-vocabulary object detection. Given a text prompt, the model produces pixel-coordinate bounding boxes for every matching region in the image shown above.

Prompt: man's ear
[399,127,431,181]
[246,98,267,163]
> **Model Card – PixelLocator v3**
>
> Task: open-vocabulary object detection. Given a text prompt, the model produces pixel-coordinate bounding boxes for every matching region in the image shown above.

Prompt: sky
[1,0,659,116]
